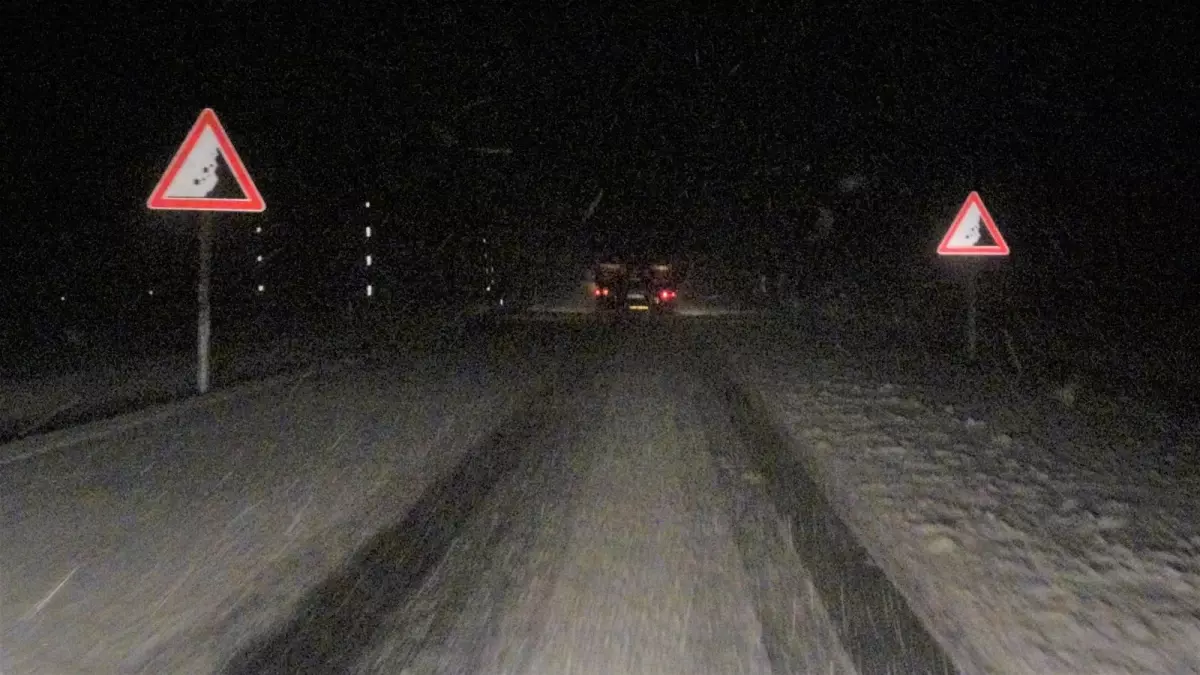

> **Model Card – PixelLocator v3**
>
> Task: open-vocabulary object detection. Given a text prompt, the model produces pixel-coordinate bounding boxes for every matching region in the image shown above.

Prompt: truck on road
[592,261,677,314]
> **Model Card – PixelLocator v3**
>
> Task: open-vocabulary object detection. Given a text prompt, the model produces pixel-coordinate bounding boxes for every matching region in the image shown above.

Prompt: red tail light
[595,287,610,297]
[659,289,676,300]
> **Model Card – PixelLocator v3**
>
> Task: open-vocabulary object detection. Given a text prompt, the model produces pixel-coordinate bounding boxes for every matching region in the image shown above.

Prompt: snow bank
[732,352,1200,675]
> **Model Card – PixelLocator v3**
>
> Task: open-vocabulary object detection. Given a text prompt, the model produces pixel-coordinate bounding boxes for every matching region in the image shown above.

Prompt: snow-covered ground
[0,333,342,443]
[0,310,499,443]
[0,334,559,674]
[9,307,1197,673]
[3,315,866,673]
[728,331,1200,674]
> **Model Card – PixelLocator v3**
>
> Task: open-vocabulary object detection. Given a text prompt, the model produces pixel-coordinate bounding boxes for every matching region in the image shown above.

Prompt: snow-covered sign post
[147,108,266,394]
[936,191,1009,361]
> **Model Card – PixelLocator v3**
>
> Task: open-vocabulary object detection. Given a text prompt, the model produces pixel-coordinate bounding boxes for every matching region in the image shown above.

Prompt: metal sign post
[965,264,979,361]
[196,211,214,393]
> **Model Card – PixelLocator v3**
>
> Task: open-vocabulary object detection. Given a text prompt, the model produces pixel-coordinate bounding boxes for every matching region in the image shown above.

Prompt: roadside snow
[0,334,334,441]
[733,354,1200,675]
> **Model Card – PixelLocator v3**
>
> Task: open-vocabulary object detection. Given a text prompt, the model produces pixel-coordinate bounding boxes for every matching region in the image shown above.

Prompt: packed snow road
[1,315,957,674]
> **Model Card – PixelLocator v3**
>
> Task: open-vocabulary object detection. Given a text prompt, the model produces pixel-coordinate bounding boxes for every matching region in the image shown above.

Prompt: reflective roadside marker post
[936,191,1010,362]
[147,108,266,394]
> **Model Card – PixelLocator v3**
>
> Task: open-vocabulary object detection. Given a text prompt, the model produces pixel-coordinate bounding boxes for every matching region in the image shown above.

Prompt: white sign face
[162,126,222,198]
[944,201,983,248]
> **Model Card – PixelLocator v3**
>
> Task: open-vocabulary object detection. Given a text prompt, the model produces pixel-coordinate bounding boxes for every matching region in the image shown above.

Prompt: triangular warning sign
[937,191,1008,256]
[147,108,265,212]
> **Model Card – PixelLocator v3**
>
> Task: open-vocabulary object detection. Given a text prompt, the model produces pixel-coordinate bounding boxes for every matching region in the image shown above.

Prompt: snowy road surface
[1,318,878,674]
[0,328,551,673]
[3,313,1194,673]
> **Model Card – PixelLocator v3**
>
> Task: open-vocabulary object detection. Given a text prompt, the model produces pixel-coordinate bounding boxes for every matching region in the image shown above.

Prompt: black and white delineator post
[937,191,1009,361]
[146,108,266,394]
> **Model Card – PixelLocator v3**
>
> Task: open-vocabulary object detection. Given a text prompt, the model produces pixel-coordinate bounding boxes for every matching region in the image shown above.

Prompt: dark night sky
[5,1,1199,326]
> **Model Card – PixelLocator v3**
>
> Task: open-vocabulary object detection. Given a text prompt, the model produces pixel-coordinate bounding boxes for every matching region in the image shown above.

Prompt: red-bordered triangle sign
[937,191,1008,256]
[147,108,265,212]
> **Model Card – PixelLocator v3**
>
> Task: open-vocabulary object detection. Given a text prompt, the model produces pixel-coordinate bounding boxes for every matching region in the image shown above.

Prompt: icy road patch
[732,354,1200,674]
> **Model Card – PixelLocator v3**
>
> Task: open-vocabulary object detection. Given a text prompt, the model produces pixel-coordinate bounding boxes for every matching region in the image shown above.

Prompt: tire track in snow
[687,370,860,675]
[476,353,776,674]
[217,364,584,675]
[715,371,964,674]
[354,365,600,673]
